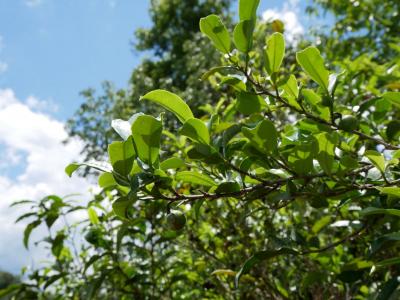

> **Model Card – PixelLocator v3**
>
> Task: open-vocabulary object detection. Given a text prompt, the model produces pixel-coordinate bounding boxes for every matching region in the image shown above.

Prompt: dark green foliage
[5,0,400,299]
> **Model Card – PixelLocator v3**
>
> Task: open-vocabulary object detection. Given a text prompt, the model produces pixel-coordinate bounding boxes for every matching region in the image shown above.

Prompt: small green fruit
[167,210,186,231]
[338,115,359,132]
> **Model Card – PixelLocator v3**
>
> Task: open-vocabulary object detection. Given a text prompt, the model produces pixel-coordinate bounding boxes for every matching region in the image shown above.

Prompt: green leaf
[265,32,285,75]
[296,47,329,92]
[87,273,107,300]
[199,14,231,54]
[236,91,264,115]
[376,278,400,300]
[160,157,185,171]
[375,257,400,268]
[176,171,216,187]
[312,216,332,234]
[111,113,143,141]
[242,120,278,154]
[215,182,241,194]
[314,132,337,174]
[140,90,194,124]
[281,75,300,109]
[235,248,298,287]
[377,187,400,197]
[65,161,112,177]
[239,0,259,21]
[84,254,102,274]
[382,92,400,108]
[201,66,238,81]
[180,118,210,145]
[23,220,41,249]
[365,150,385,173]
[301,89,330,121]
[0,284,20,298]
[108,137,135,176]
[112,197,135,220]
[386,120,400,140]
[131,115,162,165]
[360,207,400,217]
[98,172,117,188]
[88,207,99,225]
[65,163,80,177]
[211,269,236,277]
[233,20,254,53]
[287,142,315,175]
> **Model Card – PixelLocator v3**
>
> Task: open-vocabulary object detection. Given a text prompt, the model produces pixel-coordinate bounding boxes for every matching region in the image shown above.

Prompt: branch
[236,66,400,150]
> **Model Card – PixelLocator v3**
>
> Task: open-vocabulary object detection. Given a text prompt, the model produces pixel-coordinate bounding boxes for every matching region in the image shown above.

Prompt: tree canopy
[3,0,400,299]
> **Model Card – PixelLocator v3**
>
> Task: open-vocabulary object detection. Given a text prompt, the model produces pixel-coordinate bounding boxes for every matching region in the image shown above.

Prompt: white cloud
[0,89,92,273]
[24,0,43,7]
[26,96,59,113]
[262,0,304,44]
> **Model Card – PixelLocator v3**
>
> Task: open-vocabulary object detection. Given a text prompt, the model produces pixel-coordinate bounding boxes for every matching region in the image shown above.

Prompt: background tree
[67,0,233,166]
[3,0,400,299]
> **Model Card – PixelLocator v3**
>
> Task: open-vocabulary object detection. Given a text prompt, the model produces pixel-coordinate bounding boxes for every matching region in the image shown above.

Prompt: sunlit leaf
[296,47,329,92]
[199,14,231,54]
[131,115,162,165]
[239,0,259,21]
[233,20,254,53]
[265,32,285,75]
[140,90,194,124]
[176,171,216,187]
[365,150,385,173]
[180,118,210,144]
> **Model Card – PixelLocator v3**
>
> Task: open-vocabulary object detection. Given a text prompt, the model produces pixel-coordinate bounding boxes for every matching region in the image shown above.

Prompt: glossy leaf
[239,0,259,21]
[365,150,385,173]
[176,171,216,187]
[242,120,278,154]
[111,113,144,141]
[215,181,241,194]
[296,47,329,92]
[199,14,231,54]
[382,92,400,108]
[65,161,112,177]
[180,118,210,144]
[131,115,162,165]
[88,207,99,225]
[112,197,134,220]
[377,187,400,197]
[236,91,264,115]
[160,157,185,171]
[314,132,337,174]
[140,90,194,124]
[98,172,117,188]
[201,66,239,81]
[233,20,254,53]
[265,32,285,75]
[23,220,41,249]
[108,137,135,176]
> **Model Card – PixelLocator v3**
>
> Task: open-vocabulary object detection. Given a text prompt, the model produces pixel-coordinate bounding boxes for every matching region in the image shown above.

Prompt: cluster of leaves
[4,0,400,299]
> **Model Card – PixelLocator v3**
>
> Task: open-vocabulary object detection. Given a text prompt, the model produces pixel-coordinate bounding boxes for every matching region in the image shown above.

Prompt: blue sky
[0,0,311,120]
[0,0,312,274]
[0,0,151,119]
